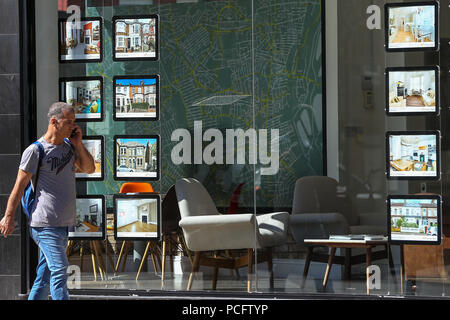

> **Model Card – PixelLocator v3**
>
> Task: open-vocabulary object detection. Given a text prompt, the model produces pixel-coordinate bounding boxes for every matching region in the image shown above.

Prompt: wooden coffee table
[304,238,394,294]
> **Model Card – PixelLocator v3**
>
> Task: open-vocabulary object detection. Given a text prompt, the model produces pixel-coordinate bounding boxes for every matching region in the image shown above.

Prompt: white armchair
[175,178,289,291]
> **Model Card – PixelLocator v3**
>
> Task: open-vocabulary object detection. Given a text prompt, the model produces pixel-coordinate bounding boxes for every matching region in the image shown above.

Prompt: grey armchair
[288,176,387,287]
[175,178,289,292]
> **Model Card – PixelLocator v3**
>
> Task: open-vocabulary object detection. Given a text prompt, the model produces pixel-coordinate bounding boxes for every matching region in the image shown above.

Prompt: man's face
[55,109,76,138]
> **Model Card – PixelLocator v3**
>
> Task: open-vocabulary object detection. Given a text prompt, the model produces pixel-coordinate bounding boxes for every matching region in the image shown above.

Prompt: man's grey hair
[47,102,74,120]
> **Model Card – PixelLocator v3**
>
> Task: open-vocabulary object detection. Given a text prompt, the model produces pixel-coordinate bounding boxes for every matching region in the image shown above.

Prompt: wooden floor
[406,95,425,107]
[392,30,432,44]
[117,221,157,233]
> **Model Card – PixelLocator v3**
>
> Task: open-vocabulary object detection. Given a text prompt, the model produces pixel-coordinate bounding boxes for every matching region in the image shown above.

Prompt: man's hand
[0,215,15,238]
[69,124,82,147]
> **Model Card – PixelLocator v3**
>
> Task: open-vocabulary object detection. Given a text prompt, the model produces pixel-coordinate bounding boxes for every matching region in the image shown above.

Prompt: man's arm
[70,126,95,174]
[73,143,96,174]
[0,169,33,238]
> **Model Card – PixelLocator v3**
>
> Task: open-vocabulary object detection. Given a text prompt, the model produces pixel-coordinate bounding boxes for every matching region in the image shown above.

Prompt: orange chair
[114,182,161,277]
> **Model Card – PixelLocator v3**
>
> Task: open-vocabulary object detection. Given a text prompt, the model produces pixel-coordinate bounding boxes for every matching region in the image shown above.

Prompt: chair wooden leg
[323,247,336,292]
[180,234,193,264]
[79,242,84,273]
[115,241,127,274]
[90,241,98,281]
[150,245,159,275]
[187,252,201,291]
[247,248,254,293]
[136,241,151,281]
[92,241,106,281]
[161,235,167,288]
[301,247,313,289]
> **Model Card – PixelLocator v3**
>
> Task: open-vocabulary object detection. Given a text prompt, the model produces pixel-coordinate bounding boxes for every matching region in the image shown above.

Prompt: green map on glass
[84,0,323,209]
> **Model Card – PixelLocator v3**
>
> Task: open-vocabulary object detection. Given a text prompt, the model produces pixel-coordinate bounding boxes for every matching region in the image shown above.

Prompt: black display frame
[113,134,160,181]
[385,1,440,53]
[386,130,441,181]
[113,193,161,241]
[112,14,159,62]
[69,195,106,240]
[385,65,440,116]
[387,194,442,245]
[59,76,104,122]
[58,16,103,63]
[112,75,160,121]
[75,135,105,181]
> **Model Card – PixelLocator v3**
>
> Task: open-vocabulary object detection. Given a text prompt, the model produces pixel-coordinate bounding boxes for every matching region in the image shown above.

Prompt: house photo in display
[75,136,104,180]
[69,196,105,239]
[389,196,440,244]
[115,196,159,239]
[387,132,439,179]
[114,136,159,180]
[113,15,158,60]
[387,67,437,114]
[114,76,159,120]
[387,3,437,50]
[60,77,103,120]
[59,18,102,62]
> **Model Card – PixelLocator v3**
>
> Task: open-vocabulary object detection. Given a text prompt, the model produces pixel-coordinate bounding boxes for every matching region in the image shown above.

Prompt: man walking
[0,102,95,300]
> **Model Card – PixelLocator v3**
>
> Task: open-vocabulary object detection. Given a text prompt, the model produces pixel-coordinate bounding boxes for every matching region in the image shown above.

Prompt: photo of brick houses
[59,18,102,61]
[115,137,158,179]
[114,77,158,119]
[390,198,439,242]
[113,16,157,59]
[60,78,102,120]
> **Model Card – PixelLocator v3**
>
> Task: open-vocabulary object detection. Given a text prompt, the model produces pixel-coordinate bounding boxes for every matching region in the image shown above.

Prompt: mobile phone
[70,129,77,138]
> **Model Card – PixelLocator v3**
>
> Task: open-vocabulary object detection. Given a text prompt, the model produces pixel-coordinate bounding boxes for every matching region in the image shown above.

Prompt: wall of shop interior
[0,0,23,300]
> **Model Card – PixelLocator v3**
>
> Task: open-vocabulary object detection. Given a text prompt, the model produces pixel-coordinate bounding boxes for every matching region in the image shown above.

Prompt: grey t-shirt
[20,137,77,227]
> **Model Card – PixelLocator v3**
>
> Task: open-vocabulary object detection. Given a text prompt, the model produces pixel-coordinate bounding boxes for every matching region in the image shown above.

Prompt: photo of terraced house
[115,137,159,179]
[390,198,438,242]
[113,16,157,60]
[114,77,158,120]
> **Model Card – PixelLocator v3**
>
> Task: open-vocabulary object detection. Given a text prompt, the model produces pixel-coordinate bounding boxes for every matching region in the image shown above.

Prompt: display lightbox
[386,131,440,180]
[69,195,106,240]
[385,1,439,52]
[385,66,439,116]
[113,135,160,181]
[114,194,160,240]
[59,76,103,122]
[387,195,441,245]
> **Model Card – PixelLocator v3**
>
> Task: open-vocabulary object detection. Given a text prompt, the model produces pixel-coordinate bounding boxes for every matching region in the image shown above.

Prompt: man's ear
[50,117,58,127]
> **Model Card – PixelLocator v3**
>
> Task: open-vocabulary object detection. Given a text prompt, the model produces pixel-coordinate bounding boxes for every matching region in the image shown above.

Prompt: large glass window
[33,0,450,299]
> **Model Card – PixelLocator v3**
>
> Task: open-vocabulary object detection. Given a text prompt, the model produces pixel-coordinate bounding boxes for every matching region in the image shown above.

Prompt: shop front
[11,0,450,299]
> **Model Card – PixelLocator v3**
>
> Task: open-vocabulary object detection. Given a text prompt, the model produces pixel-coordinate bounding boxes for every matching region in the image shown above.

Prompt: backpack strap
[32,141,45,193]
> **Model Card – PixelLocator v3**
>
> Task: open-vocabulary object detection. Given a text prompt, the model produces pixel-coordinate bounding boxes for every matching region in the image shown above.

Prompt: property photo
[75,137,104,180]
[114,76,158,120]
[387,4,436,50]
[115,196,159,239]
[114,136,159,180]
[388,132,438,178]
[69,197,105,239]
[60,77,102,120]
[59,18,102,62]
[389,197,439,243]
[387,68,437,114]
[113,15,158,60]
